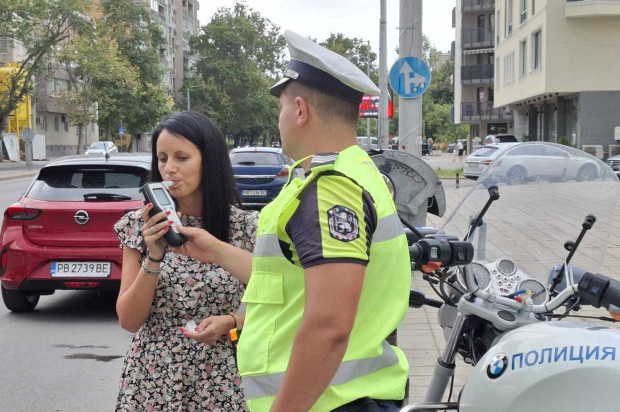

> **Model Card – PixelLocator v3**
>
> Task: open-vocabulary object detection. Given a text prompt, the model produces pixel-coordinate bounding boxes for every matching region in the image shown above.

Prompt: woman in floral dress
[114,111,256,411]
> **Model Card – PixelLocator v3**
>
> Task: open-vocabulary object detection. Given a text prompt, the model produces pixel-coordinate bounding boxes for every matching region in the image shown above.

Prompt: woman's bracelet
[141,261,161,277]
[228,313,238,329]
[146,250,165,263]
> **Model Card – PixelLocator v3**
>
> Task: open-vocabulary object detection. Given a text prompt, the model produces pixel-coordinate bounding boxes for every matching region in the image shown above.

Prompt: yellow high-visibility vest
[238,145,410,411]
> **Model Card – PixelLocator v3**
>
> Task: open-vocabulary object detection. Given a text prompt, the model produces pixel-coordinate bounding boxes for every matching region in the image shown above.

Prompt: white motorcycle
[399,142,620,412]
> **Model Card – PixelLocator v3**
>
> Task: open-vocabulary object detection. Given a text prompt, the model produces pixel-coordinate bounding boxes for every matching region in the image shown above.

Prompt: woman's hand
[180,315,236,345]
[170,225,223,264]
[141,203,171,259]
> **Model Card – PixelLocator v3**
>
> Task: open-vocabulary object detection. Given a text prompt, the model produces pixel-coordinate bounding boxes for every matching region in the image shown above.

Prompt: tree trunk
[0,114,8,162]
[76,123,85,154]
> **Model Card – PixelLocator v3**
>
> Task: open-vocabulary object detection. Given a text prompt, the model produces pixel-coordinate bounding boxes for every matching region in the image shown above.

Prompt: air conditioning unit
[36,115,44,125]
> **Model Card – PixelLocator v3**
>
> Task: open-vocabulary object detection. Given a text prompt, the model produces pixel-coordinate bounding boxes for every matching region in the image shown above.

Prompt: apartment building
[143,0,200,102]
[494,0,620,156]
[454,0,513,145]
[1,40,99,157]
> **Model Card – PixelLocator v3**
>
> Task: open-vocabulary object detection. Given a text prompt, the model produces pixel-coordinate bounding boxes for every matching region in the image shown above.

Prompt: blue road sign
[389,56,432,99]
[118,126,125,135]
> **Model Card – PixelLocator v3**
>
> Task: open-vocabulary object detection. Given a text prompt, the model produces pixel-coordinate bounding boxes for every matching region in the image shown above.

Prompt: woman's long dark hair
[150,111,241,243]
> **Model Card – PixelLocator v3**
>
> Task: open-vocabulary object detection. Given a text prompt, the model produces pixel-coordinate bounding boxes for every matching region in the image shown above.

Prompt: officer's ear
[294,96,309,127]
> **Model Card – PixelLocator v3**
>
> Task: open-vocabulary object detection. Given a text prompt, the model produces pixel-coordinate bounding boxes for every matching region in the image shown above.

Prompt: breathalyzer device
[139,182,187,246]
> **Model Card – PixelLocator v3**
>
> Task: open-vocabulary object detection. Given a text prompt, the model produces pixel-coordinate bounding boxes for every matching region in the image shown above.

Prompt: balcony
[461,64,494,85]
[463,0,495,13]
[566,0,620,17]
[462,27,494,50]
[461,102,513,123]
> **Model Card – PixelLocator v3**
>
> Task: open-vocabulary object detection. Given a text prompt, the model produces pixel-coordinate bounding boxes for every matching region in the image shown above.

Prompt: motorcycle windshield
[440,142,619,291]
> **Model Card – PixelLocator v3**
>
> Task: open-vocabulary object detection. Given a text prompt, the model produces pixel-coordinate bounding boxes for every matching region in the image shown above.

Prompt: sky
[196,0,455,65]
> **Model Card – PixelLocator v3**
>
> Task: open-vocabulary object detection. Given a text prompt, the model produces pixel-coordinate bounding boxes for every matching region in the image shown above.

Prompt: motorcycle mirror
[371,150,446,229]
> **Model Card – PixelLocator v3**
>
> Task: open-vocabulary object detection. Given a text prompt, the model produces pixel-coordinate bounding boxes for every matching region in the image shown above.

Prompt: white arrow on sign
[400,61,427,94]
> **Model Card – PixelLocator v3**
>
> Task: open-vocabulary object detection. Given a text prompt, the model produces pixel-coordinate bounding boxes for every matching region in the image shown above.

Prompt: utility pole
[365,40,371,139]
[378,0,389,150]
[398,0,423,157]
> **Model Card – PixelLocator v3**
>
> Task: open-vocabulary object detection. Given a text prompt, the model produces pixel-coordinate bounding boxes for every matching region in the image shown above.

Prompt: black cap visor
[268,60,364,104]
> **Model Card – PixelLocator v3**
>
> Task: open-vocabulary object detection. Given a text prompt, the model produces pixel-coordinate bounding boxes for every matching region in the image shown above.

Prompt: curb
[0,172,38,182]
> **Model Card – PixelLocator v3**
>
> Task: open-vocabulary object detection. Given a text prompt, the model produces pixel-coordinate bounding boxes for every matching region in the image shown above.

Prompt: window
[532,30,542,70]
[496,57,501,88]
[0,37,7,54]
[532,0,536,15]
[496,10,501,44]
[520,0,527,24]
[504,52,515,84]
[64,121,69,132]
[47,78,69,97]
[54,116,59,131]
[505,0,513,37]
[519,40,527,77]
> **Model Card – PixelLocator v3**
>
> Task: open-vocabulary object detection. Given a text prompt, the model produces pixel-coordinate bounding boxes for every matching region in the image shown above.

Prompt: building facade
[143,0,199,103]
[494,0,620,157]
[454,0,514,145]
[1,0,200,158]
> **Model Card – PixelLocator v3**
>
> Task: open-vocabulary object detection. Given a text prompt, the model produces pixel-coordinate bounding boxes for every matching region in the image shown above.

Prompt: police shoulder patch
[327,205,360,242]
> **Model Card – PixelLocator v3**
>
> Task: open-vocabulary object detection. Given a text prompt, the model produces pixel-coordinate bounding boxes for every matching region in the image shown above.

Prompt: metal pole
[187,87,190,111]
[366,40,371,140]
[378,0,389,150]
[398,0,423,157]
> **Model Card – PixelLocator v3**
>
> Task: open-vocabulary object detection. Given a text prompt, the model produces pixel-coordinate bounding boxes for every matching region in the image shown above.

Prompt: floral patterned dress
[113,206,258,412]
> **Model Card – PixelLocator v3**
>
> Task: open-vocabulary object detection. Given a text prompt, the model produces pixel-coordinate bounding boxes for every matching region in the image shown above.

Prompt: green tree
[320,33,378,84]
[96,0,172,147]
[56,29,140,154]
[190,1,285,146]
[0,0,89,160]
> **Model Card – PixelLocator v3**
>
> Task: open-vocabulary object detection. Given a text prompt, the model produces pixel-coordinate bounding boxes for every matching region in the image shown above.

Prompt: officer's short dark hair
[286,82,359,127]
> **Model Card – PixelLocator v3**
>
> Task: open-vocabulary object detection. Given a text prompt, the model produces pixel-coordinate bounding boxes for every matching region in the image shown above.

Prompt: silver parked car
[85,141,118,155]
[605,154,620,177]
[487,143,601,184]
[463,143,518,179]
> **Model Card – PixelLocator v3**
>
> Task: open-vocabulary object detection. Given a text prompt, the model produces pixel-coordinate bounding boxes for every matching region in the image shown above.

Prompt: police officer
[175,30,411,412]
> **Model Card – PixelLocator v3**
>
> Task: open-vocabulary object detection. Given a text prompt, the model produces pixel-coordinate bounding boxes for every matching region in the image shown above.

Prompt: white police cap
[269,30,380,104]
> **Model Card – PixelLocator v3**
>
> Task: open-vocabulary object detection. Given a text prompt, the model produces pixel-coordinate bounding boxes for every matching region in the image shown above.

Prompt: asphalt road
[0,177,132,412]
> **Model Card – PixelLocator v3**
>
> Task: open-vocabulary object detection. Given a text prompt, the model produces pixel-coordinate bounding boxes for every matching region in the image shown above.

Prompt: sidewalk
[0,156,64,182]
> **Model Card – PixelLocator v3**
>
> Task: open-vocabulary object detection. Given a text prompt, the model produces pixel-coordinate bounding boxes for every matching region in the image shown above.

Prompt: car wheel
[1,285,40,312]
[577,164,597,182]
[506,166,528,185]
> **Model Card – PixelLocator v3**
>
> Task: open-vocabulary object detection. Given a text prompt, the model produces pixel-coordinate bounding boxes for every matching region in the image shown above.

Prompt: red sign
[359,94,393,119]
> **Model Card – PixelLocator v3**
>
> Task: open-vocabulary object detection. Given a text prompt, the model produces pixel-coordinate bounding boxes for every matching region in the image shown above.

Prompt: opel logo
[74,210,90,225]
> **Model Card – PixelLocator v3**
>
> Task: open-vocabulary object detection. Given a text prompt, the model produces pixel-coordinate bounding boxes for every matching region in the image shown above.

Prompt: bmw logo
[486,353,509,379]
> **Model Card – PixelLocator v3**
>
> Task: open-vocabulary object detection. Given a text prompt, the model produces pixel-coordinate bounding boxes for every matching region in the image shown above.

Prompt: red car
[0,153,151,311]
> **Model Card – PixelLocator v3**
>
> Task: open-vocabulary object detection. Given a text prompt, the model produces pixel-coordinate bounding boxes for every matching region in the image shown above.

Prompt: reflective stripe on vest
[242,340,398,400]
[371,212,404,243]
[253,211,403,259]
[253,234,285,257]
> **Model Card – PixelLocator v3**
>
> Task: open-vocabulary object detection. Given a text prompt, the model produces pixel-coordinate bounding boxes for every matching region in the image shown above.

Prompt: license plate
[51,262,111,278]
[467,162,479,168]
[242,190,267,196]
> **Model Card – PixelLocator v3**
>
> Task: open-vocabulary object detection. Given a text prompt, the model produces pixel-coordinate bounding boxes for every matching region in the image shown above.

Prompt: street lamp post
[186,85,204,111]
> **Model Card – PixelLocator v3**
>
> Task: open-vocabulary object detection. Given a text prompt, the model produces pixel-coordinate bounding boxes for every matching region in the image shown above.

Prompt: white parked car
[487,143,601,184]
[463,143,518,179]
[484,134,520,145]
[85,141,118,155]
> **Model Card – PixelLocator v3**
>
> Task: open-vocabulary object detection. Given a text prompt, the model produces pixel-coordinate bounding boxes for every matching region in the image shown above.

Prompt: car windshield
[27,165,148,201]
[497,136,517,142]
[230,152,283,165]
[441,142,619,283]
[471,147,498,157]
